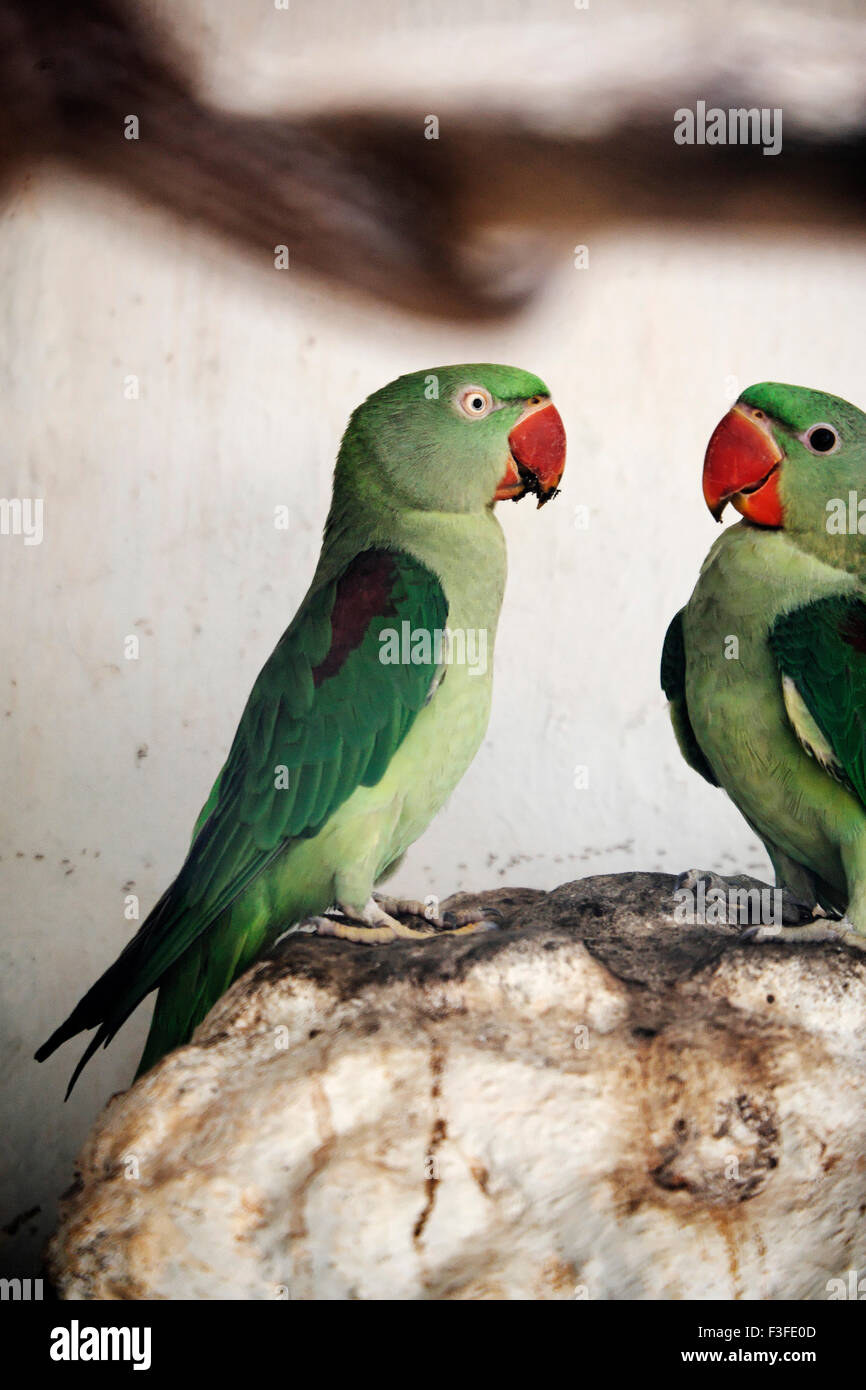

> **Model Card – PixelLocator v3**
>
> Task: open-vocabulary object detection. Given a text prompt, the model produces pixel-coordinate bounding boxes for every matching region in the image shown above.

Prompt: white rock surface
[48,874,866,1300]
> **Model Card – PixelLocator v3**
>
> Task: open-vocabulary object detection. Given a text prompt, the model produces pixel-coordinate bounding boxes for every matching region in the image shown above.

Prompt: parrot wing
[661,608,720,786]
[770,593,866,807]
[36,547,447,1084]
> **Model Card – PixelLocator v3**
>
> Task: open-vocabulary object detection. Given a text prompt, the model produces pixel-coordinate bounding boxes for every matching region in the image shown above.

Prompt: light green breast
[270,506,507,917]
[683,522,863,891]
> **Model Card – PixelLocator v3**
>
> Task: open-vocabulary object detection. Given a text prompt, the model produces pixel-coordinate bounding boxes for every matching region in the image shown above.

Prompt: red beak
[497,402,566,508]
[706,405,783,528]
[702,405,784,527]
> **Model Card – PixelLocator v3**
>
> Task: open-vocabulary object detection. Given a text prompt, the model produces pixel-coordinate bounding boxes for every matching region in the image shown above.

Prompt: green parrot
[662,380,866,949]
[37,364,566,1094]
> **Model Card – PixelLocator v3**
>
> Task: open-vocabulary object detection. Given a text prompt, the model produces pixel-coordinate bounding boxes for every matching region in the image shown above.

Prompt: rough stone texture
[47,873,866,1300]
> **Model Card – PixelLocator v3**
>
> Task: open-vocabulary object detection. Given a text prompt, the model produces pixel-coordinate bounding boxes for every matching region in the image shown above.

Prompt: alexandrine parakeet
[37,364,566,1092]
[662,381,866,949]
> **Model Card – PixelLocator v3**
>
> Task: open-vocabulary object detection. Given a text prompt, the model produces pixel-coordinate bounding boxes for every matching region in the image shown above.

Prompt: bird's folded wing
[36,546,447,1065]
[660,608,720,787]
[770,593,866,807]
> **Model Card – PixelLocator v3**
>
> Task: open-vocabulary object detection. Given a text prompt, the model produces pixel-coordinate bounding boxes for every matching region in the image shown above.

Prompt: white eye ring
[802,422,840,456]
[458,387,494,419]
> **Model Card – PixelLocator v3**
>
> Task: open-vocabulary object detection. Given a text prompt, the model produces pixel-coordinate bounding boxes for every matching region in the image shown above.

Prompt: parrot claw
[371,891,441,925]
[301,907,436,943]
[296,914,398,944]
[300,895,505,945]
[372,893,503,935]
[740,916,866,952]
[441,916,501,934]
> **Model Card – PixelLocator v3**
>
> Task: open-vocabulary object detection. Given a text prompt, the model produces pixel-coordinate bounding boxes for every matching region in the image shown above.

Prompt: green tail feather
[134,901,273,1079]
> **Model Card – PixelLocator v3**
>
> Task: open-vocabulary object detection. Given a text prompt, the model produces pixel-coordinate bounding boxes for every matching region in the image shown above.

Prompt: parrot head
[701,383,866,563]
[341,363,566,514]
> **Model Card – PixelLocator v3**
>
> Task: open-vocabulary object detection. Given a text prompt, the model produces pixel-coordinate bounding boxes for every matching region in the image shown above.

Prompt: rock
[47,873,866,1300]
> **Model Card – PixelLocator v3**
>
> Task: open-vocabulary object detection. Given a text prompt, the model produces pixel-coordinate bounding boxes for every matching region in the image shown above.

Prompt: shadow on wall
[2,0,866,321]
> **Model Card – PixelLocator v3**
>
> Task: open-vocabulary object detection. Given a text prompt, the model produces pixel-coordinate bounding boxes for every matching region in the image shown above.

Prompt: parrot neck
[321,489,508,649]
[699,521,860,620]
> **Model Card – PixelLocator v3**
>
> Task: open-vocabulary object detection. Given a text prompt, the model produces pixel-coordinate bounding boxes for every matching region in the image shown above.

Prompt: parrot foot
[298,895,503,944]
[373,891,503,935]
[741,915,866,951]
[299,903,435,943]
[297,914,414,944]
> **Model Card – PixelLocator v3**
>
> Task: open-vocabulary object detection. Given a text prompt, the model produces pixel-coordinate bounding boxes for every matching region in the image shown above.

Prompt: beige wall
[3,0,865,1278]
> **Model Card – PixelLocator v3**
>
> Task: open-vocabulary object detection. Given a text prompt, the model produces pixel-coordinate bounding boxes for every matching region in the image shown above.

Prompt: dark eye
[805,424,839,454]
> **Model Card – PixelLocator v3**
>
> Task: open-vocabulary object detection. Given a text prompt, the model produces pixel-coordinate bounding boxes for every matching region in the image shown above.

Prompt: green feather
[770,596,866,806]
[660,609,720,787]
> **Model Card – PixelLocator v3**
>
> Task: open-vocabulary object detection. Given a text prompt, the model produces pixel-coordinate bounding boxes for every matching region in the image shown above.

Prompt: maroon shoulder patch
[312,550,397,686]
